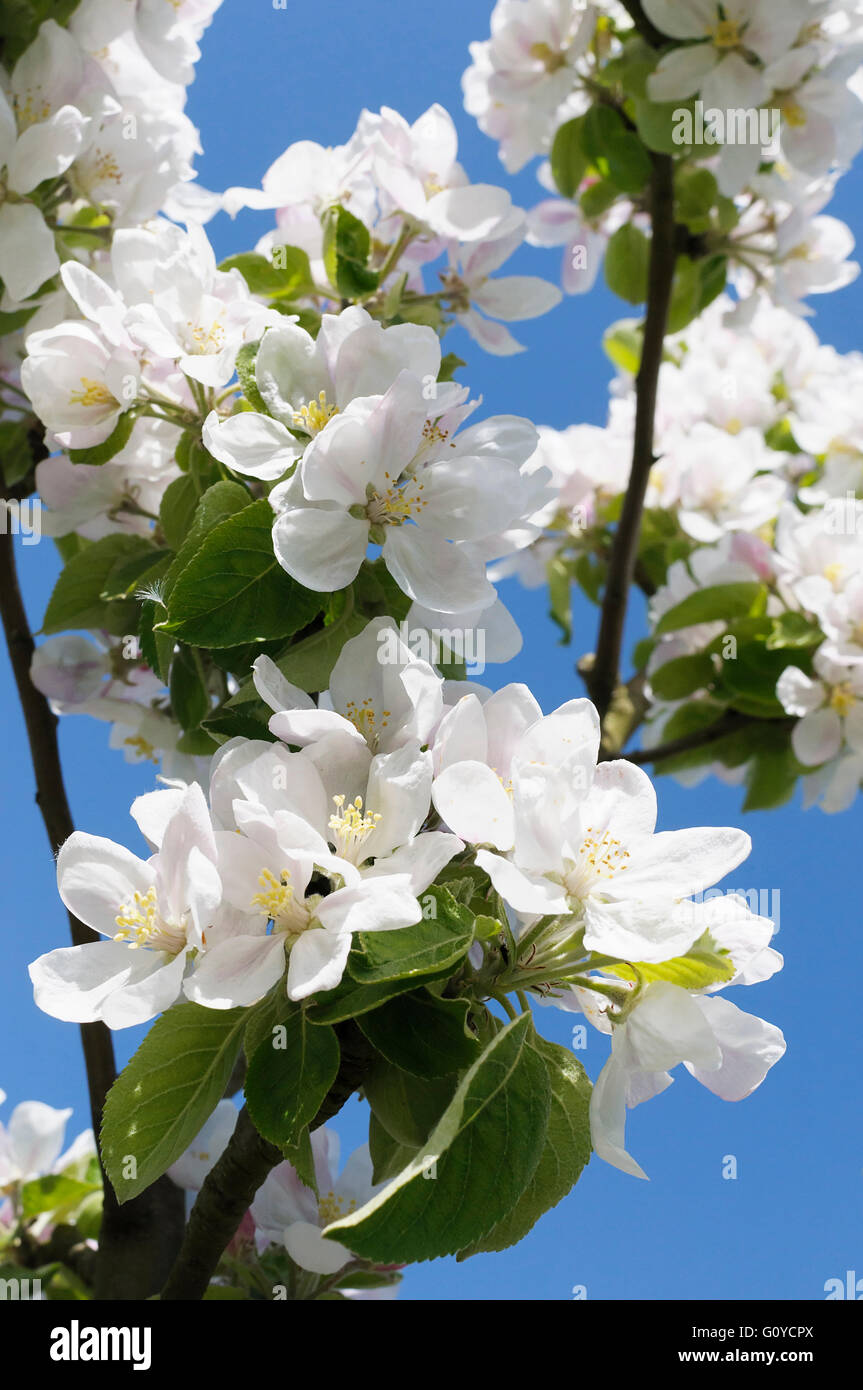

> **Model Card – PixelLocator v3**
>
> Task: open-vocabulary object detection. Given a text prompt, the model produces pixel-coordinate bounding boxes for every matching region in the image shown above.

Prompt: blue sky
[2,0,861,1301]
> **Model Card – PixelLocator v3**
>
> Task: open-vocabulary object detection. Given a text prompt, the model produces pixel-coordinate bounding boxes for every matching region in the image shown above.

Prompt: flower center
[114,885,187,953]
[328,793,382,862]
[292,390,338,434]
[823,562,845,589]
[711,18,744,48]
[318,1190,359,1225]
[529,41,567,73]
[250,868,309,937]
[829,683,855,717]
[186,319,226,356]
[365,473,427,527]
[123,734,158,763]
[343,697,391,749]
[68,377,117,409]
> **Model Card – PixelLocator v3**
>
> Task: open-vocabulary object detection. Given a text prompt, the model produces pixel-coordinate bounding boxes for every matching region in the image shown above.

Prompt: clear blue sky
[2,0,861,1301]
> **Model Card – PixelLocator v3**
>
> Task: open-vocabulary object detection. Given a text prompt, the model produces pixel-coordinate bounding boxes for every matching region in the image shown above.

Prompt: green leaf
[550,115,588,199]
[0,419,36,487]
[743,740,800,811]
[20,1175,100,1220]
[101,1002,247,1203]
[322,205,379,299]
[675,167,719,233]
[169,644,210,731]
[138,601,174,686]
[583,106,651,194]
[548,553,573,643]
[306,965,451,1025]
[348,886,475,985]
[438,353,466,383]
[354,558,412,622]
[634,96,696,154]
[245,1009,341,1148]
[357,991,480,1077]
[604,932,736,989]
[716,640,796,718]
[324,1013,550,1263]
[160,498,323,647]
[363,1059,457,1148]
[100,546,172,602]
[42,534,152,634]
[234,342,269,415]
[649,651,716,700]
[159,474,201,551]
[162,481,254,599]
[605,224,650,305]
[368,1111,419,1184]
[68,412,136,466]
[219,249,314,300]
[579,178,619,221]
[667,254,702,334]
[766,611,823,651]
[603,318,643,374]
[273,602,367,692]
[458,1034,591,1256]
[655,582,765,636]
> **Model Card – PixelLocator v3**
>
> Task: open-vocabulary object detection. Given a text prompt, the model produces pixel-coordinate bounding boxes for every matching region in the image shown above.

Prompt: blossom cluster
[465,0,863,319]
[29,618,785,1181]
[506,292,863,810]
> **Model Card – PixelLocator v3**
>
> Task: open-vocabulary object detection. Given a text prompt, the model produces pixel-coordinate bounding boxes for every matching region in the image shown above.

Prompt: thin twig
[622,712,794,766]
[161,1021,377,1301]
[0,516,186,1298]
[584,150,677,721]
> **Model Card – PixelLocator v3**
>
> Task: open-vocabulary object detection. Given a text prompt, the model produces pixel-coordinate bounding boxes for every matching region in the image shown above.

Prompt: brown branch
[161,1021,377,1301]
[0,518,185,1298]
[622,712,795,766]
[619,0,666,48]
[584,151,677,722]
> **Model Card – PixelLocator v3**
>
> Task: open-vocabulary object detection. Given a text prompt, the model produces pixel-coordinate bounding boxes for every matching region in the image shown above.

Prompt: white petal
[284,1220,352,1275]
[272,505,368,592]
[202,410,301,481]
[433,761,515,849]
[0,203,59,301]
[185,934,287,1009]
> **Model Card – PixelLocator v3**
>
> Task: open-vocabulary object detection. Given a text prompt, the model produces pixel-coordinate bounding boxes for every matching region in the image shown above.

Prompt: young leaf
[605,224,650,305]
[159,498,323,647]
[348,885,475,985]
[357,990,481,1077]
[244,1009,341,1148]
[324,1013,550,1263]
[42,534,152,634]
[457,1034,591,1256]
[101,1002,247,1203]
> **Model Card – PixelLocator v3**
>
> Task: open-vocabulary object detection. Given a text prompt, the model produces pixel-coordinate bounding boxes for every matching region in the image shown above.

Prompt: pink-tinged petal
[589,1057,650,1181]
[29,941,173,1027]
[458,307,525,356]
[317,876,421,936]
[185,934,287,1009]
[99,949,187,1029]
[475,849,567,914]
[686,996,786,1100]
[0,202,59,301]
[383,527,495,613]
[202,410,300,481]
[647,44,718,102]
[271,505,368,592]
[471,275,562,322]
[616,826,751,898]
[361,832,463,894]
[252,655,315,714]
[581,760,658,840]
[791,708,842,766]
[287,928,351,1000]
[433,761,515,849]
[7,1101,72,1179]
[424,184,513,241]
[284,1220,352,1275]
[57,833,154,939]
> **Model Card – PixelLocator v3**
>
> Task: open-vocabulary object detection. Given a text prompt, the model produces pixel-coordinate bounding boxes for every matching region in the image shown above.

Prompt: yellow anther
[829,683,856,717]
[328,792,382,859]
[69,377,116,409]
[251,867,295,919]
[123,734,158,763]
[114,885,186,953]
[292,390,339,434]
[711,18,743,48]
